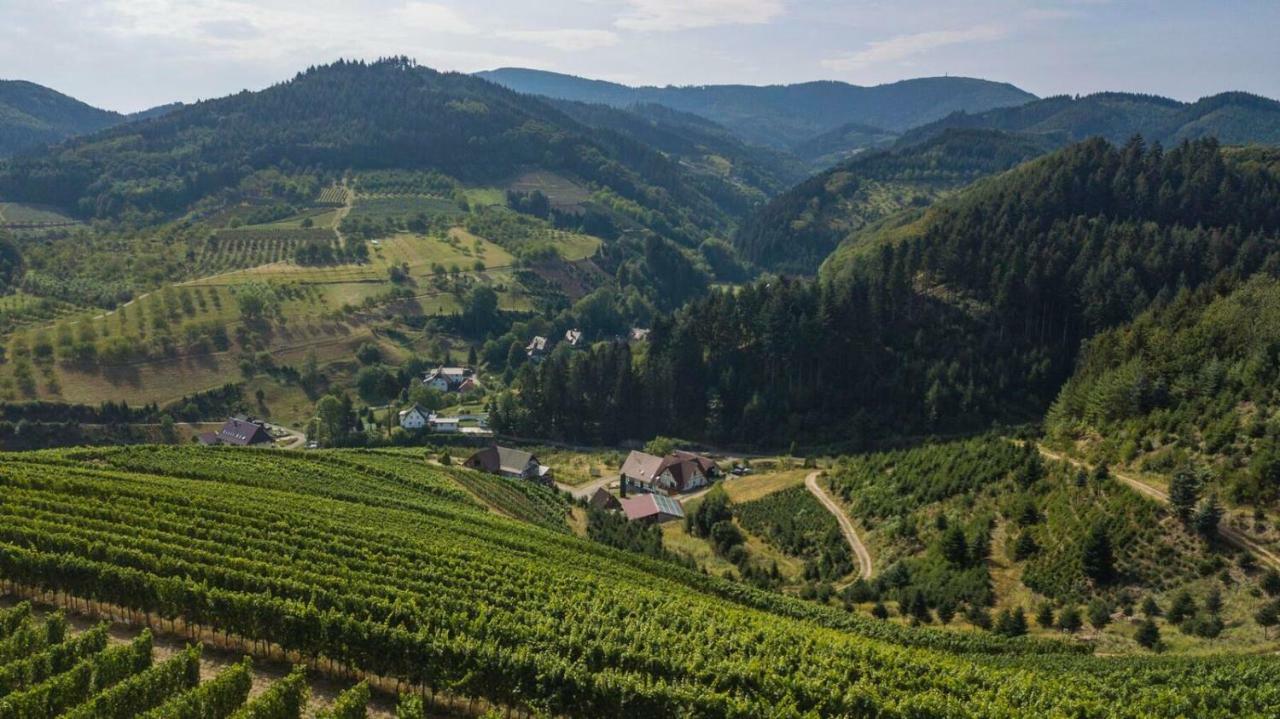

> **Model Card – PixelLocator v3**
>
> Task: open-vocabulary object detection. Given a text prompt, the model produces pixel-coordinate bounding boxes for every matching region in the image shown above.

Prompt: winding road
[805,471,873,580]
[1036,445,1280,572]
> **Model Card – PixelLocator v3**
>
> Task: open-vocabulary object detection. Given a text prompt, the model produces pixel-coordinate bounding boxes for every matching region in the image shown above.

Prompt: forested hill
[476,67,1036,149]
[733,129,1057,274]
[492,138,1280,448]
[0,80,123,157]
[0,58,743,245]
[1047,273,1280,503]
[899,91,1280,149]
[545,98,806,203]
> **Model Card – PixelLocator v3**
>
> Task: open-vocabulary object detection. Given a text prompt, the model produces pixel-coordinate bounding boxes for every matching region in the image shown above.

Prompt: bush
[1135,619,1162,649]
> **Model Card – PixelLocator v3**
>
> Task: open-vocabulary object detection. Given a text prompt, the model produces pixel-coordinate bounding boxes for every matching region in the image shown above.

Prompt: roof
[565,329,583,345]
[216,416,272,446]
[467,445,537,475]
[398,404,431,419]
[526,336,548,352]
[620,450,666,483]
[620,494,685,521]
[424,367,471,384]
[620,450,713,487]
[629,327,650,341]
[589,487,621,510]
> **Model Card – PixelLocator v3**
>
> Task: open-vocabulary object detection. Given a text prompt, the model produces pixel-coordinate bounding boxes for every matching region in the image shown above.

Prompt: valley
[2,41,1280,717]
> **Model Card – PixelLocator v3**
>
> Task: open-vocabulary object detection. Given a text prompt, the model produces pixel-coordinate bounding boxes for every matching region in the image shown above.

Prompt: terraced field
[1,446,1279,716]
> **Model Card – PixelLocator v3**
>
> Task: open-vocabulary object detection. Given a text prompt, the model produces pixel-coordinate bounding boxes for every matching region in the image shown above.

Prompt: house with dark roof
[619,449,717,495]
[465,445,554,486]
[398,404,432,430]
[620,494,685,524]
[588,487,622,511]
[526,336,549,362]
[201,416,274,447]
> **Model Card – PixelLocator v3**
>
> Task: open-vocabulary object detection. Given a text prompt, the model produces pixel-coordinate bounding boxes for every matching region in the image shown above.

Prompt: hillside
[1047,272,1280,503]
[0,58,742,248]
[476,67,1036,150]
[0,80,124,158]
[546,99,806,204]
[494,137,1280,447]
[3,445,1280,716]
[899,91,1280,149]
[823,435,1276,653]
[734,129,1057,273]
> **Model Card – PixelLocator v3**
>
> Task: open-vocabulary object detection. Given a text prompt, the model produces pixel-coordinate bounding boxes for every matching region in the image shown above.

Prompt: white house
[423,367,473,392]
[398,404,432,430]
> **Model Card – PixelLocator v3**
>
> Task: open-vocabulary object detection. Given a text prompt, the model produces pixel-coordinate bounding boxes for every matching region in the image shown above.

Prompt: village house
[398,404,432,430]
[464,445,554,485]
[588,487,622,511]
[620,494,685,524]
[200,416,274,447]
[429,416,461,434]
[423,366,474,392]
[619,449,719,495]
[526,336,549,362]
[564,328,584,348]
[629,327,650,342]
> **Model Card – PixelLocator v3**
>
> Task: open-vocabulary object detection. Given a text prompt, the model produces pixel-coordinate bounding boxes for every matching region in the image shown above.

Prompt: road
[805,471,873,580]
[1036,445,1280,571]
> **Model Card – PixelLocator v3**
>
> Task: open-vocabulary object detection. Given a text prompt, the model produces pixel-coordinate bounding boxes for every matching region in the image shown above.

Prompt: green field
[1,446,1279,716]
[0,201,81,227]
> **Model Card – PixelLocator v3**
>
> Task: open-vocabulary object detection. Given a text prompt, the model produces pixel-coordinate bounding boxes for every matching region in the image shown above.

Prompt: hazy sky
[3,0,1278,112]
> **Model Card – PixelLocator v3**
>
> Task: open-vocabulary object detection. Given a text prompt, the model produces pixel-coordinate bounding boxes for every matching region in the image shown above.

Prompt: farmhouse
[398,404,432,430]
[620,494,685,524]
[201,416,274,447]
[588,487,622,511]
[526,336,549,362]
[423,367,474,392]
[564,328,584,348]
[465,445,554,485]
[619,450,718,495]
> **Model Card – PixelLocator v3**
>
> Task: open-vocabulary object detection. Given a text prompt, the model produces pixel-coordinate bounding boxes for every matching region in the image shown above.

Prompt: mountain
[476,68,1037,150]
[0,58,743,245]
[546,99,806,202]
[789,120,899,166]
[0,80,124,157]
[899,91,1280,149]
[734,129,1058,274]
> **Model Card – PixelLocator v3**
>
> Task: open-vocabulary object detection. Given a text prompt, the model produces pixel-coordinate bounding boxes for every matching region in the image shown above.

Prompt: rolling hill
[0,58,746,248]
[0,80,124,158]
[898,91,1280,149]
[733,129,1058,273]
[2,445,1278,717]
[476,67,1036,151]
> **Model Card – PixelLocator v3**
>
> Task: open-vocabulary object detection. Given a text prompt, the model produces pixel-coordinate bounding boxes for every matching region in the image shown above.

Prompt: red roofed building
[619,449,718,495]
[620,494,685,524]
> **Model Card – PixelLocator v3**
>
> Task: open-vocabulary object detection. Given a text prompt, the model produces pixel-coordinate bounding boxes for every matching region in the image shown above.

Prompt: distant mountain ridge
[0,80,123,157]
[0,80,182,158]
[475,68,1037,151]
[899,91,1280,148]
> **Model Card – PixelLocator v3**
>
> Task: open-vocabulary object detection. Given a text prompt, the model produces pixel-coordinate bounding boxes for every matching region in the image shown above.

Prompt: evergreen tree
[1194,495,1223,538]
[941,525,969,565]
[1057,606,1083,633]
[1135,618,1162,650]
[1082,523,1115,584]
[1035,602,1056,629]
[1169,469,1201,524]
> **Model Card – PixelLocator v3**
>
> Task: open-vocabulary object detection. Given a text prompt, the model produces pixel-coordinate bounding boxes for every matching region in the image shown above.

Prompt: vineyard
[0,602,311,718]
[1,446,1279,716]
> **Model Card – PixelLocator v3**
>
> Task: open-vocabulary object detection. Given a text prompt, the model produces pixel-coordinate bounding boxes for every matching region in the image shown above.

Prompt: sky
[2,0,1278,113]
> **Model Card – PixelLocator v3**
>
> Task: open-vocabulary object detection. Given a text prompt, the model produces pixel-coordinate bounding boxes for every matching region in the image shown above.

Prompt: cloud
[394,2,476,34]
[821,24,1006,72]
[616,0,784,31]
[497,28,620,51]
